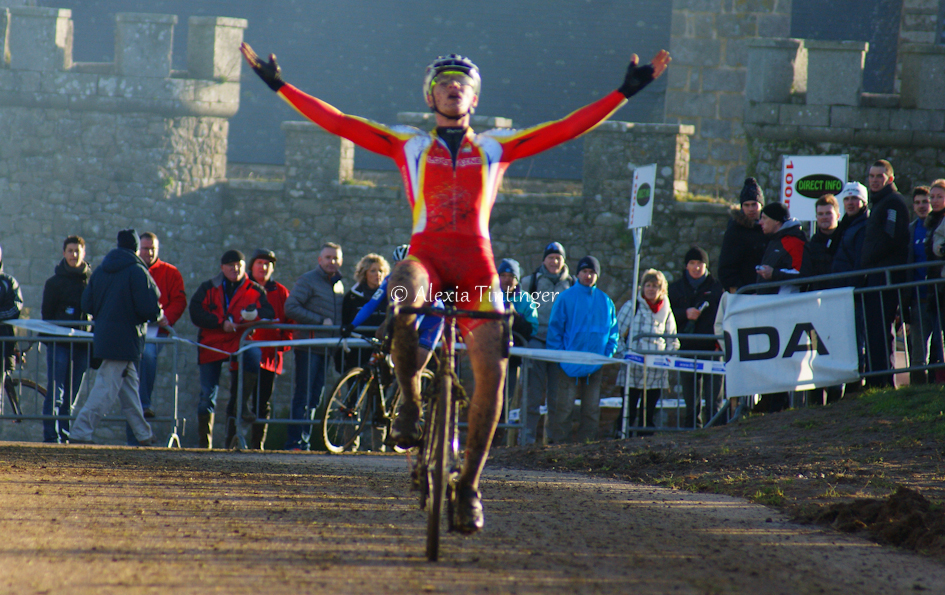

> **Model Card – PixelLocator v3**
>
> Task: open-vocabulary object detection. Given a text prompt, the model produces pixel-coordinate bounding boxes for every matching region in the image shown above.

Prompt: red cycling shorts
[406,232,505,335]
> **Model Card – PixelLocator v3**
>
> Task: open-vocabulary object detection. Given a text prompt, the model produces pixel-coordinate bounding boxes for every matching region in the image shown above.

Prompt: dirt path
[1,444,943,594]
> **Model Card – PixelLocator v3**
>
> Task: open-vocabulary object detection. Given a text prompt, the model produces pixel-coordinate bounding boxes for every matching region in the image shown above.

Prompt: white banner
[628,163,656,229]
[721,288,859,396]
[780,155,848,221]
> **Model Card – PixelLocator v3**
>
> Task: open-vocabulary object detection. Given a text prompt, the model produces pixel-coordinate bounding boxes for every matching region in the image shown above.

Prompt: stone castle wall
[744,34,945,199]
[665,0,793,199]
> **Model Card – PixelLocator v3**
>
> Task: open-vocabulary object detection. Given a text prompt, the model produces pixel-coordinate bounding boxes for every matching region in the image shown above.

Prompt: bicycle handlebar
[391,303,511,321]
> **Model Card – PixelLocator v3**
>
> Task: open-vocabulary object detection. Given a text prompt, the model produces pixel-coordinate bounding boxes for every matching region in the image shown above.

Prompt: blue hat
[543,241,566,260]
[497,258,521,279]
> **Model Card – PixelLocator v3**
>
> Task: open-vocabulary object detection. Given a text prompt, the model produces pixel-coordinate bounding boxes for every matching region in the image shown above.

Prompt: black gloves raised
[617,57,656,99]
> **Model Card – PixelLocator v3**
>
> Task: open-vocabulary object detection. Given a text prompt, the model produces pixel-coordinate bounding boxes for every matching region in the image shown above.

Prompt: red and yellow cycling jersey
[278,85,626,327]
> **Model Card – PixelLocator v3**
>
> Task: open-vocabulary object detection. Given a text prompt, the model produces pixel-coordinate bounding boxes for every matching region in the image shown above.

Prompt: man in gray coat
[69,230,162,444]
[518,241,572,444]
[283,242,344,450]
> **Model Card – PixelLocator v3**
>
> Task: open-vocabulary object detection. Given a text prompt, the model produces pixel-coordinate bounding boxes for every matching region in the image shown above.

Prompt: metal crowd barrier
[0,321,183,448]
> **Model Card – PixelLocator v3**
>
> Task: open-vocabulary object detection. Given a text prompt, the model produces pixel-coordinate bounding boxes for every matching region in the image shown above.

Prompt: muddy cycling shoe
[452,485,484,535]
[387,412,423,449]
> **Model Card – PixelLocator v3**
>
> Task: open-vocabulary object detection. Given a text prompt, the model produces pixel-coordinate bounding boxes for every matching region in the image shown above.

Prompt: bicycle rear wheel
[322,368,371,454]
[425,366,452,562]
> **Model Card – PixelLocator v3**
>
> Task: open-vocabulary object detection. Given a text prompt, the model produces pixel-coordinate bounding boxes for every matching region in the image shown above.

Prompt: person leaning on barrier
[247,249,293,450]
[800,194,840,291]
[40,236,90,444]
[903,186,939,386]
[69,230,162,445]
[667,246,724,428]
[283,242,344,451]
[340,252,390,372]
[718,178,767,294]
[189,249,274,450]
[755,201,807,294]
[546,256,619,444]
[518,241,573,445]
[618,268,679,433]
[125,231,187,446]
[496,258,538,402]
[861,159,910,389]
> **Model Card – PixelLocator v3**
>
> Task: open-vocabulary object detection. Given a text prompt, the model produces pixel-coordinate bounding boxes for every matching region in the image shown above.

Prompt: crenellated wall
[0,7,246,446]
[744,35,945,199]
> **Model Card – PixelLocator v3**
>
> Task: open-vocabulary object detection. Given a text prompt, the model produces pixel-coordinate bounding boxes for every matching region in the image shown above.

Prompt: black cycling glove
[617,57,656,99]
[340,324,354,339]
[245,46,285,92]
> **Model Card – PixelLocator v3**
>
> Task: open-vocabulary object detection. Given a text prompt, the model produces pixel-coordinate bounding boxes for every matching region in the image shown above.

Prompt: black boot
[198,413,214,449]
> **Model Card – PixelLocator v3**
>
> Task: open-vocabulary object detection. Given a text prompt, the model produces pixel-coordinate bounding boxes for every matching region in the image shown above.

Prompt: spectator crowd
[1,158,933,447]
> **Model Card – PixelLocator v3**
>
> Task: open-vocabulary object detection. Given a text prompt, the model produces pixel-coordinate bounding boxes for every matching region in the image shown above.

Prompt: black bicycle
[2,344,47,420]
[322,334,434,453]
[392,303,511,562]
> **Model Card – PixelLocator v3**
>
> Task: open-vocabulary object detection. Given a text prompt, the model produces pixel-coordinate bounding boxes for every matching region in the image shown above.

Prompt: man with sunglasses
[241,42,670,535]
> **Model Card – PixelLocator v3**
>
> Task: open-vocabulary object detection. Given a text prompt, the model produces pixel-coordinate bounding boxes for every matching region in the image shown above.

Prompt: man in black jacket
[69,230,162,444]
[718,178,767,293]
[861,160,910,388]
[41,235,92,443]
[667,246,723,427]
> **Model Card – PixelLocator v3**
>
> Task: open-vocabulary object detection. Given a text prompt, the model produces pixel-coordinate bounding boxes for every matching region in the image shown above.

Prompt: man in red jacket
[126,232,188,445]
[189,249,274,449]
[247,249,293,450]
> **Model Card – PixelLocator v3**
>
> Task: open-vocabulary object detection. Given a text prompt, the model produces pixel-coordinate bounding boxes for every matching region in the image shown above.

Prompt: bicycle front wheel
[322,368,371,454]
[425,368,452,562]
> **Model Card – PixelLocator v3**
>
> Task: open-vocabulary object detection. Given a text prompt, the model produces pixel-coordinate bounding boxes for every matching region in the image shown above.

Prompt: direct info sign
[780,155,849,221]
[628,163,656,229]
[720,288,860,397]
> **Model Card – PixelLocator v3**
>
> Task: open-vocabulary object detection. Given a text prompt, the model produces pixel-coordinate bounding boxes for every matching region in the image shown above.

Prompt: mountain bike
[392,303,511,562]
[322,334,433,453]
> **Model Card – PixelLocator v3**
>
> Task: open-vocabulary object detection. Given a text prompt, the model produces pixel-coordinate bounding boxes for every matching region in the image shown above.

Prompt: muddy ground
[1,386,944,593]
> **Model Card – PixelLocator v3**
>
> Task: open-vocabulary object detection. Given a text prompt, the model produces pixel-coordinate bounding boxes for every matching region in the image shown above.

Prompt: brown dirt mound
[803,486,945,557]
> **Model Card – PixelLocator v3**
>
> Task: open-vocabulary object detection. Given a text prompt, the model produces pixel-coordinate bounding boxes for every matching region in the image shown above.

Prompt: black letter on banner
[782,322,829,358]
[738,327,779,361]
[723,331,733,363]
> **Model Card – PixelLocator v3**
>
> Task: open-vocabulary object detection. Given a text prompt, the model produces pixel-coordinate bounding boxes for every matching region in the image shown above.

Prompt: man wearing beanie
[497,258,539,406]
[755,201,807,293]
[519,241,573,444]
[718,178,768,293]
[69,229,162,445]
[189,249,274,449]
[667,246,724,427]
[546,255,619,443]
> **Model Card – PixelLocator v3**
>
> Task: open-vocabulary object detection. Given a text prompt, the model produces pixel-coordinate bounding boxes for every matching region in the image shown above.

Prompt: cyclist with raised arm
[241,43,670,534]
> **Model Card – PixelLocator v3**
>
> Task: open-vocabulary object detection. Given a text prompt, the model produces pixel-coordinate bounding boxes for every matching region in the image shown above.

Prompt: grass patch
[749,485,787,507]
[862,386,945,439]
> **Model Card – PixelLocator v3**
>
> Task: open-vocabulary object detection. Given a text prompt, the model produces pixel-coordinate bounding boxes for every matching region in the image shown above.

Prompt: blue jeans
[126,341,164,445]
[197,348,262,417]
[43,342,90,443]
[284,349,328,450]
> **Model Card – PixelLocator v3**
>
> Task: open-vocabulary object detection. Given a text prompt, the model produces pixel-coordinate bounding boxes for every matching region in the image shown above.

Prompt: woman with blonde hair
[340,253,391,370]
[616,268,679,432]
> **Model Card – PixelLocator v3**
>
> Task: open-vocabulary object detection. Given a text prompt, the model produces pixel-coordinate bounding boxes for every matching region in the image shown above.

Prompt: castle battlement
[745,37,945,149]
[0,7,246,117]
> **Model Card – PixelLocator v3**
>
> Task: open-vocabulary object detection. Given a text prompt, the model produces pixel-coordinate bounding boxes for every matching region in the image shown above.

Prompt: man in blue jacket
[546,256,619,443]
[69,230,163,445]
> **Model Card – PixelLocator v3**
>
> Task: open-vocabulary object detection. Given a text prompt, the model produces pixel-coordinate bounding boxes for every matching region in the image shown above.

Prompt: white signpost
[623,163,657,439]
[780,155,849,221]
